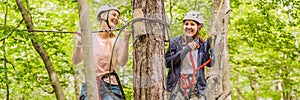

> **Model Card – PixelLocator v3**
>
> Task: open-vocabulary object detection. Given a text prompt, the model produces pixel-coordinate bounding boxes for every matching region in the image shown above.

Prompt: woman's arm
[165,36,192,68]
[118,31,131,66]
[72,46,83,65]
[72,32,83,65]
[204,37,215,67]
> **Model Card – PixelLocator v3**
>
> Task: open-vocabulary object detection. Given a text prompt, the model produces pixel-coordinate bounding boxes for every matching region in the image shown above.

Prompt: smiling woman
[165,11,215,100]
[72,4,131,100]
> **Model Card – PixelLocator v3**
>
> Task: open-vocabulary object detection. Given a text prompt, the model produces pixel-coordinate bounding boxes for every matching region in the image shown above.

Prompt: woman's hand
[210,28,216,36]
[188,41,199,50]
[75,32,82,45]
[123,30,132,40]
[72,31,83,65]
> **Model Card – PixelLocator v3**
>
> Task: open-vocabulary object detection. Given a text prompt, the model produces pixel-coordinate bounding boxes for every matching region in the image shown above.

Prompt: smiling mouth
[185,30,193,34]
[111,19,118,26]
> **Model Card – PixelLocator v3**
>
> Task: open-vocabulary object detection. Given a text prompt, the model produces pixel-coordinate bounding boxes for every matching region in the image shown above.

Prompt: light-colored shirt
[93,34,125,85]
[181,46,198,74]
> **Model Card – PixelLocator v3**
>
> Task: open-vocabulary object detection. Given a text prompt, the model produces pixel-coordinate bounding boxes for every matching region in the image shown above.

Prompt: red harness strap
[180,50,212,96]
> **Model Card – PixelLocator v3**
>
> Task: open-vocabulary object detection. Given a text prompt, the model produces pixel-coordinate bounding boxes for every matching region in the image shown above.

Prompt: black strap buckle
[102,71,126,100]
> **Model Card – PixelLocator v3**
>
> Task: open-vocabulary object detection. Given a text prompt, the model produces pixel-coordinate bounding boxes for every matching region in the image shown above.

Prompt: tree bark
[15,0,64,99]
[77,0,99,99]
[132,0,166,99]
[206,0,231,99]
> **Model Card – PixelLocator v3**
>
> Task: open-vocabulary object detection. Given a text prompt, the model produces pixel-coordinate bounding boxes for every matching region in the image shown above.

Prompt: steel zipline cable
[3,18,169,72]
[8,18,168,34]
[17,28,120,33]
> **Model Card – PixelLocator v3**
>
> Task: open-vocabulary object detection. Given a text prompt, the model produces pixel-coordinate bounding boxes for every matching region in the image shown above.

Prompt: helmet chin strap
[105,11,112,30]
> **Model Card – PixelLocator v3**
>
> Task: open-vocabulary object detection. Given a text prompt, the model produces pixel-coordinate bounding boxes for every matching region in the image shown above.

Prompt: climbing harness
[168,36,213,99]
[100,71,126,99]
[179,49,212,97]
[79,72,124,100]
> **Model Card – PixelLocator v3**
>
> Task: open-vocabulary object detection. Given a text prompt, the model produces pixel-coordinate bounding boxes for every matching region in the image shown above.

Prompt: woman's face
[184,20,201,37]
[107,10,120,28]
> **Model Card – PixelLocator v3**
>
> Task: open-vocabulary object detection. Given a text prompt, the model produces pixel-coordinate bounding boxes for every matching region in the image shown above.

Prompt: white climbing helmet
[183,11,204,25]
[96,4,120,21]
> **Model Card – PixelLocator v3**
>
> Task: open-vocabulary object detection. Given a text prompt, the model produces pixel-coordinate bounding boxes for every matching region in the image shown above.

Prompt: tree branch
[4,0,8,25]
[15,0,65,99]
[0,19,24,42]
[36,75,55,94]
[0,58,16,70]
[91,0,100,4]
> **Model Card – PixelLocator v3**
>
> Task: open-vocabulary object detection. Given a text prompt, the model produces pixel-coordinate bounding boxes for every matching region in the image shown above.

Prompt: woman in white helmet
[72,4,130,100]
[165,11,215,100]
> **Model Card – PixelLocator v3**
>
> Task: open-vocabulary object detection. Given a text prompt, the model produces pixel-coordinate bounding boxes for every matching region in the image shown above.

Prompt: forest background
[0,0,299,99]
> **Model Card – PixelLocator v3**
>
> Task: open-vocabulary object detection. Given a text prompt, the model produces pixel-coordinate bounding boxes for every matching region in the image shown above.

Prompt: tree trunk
[206,0,231,99]
[77,0,99,99]
[249,68,258,100]
[15,0,64,99]
[132,0,166,99]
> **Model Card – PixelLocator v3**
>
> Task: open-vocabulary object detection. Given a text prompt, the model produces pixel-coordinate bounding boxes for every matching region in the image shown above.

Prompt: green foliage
[123,84,134,99]
[0,0,78,99]
[230,0,300,99]
[1,0,299,99]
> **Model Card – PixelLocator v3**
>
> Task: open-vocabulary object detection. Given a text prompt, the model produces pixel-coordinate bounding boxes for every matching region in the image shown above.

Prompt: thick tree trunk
[77,0,99,99]
[132,0,166,99]
[15,0,64,99]
[206,0,231,99]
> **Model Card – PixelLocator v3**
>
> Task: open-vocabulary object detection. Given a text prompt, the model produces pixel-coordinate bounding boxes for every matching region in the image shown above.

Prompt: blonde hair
[98,11,116,38]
